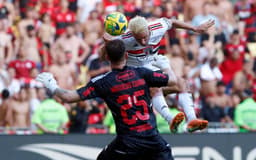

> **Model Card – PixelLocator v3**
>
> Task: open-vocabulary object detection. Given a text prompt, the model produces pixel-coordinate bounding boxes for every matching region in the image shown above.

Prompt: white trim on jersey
[91,72,111,83]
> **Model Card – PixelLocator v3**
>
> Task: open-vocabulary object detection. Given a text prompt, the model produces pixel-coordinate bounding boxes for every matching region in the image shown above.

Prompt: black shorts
[97,134,173,160]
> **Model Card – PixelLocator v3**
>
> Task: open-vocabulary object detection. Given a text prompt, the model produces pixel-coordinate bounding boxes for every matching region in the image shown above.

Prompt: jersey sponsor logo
[111,79,145,92]
[116,70,136,82]
[144,47,154,55]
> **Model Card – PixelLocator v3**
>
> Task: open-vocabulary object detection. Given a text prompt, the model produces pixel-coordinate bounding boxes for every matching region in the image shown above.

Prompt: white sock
[152,93,173,123]
[178,93,196,122]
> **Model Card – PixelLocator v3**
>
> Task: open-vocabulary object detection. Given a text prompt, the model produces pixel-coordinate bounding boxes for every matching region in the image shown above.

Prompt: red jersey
[219,57,243,85]
[54,11,76,35]
[39,3,60,19]
[224,43,247,58]
[234,1,254,25]
[8,60,36,79]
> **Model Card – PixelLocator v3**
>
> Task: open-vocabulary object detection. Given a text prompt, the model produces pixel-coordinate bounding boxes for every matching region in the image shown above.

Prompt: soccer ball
[104,12,128,36]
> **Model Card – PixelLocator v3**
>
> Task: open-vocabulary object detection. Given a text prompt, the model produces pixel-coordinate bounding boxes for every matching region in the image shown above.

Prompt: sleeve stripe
[150,26,163,31]
[149,22,162,27]
[149,22,163,31]
[121,31,132,39]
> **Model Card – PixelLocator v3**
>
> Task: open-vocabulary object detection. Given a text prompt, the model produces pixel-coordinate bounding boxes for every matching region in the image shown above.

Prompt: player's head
[129,16,150,46]
[105,39,126,64]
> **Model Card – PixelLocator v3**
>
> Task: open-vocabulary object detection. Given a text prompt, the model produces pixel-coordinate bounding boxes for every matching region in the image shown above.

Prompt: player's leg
[97,137,139,160]
[146,57,185,133]
[151,88,185,133]
[143,135,174,160]
[97,138,126,160]
[153,147,174,160]
[156,55,208,132]
[163,79,208,132]
[177,91,208,132]
[147,147,173,160]
[152,54,208,132]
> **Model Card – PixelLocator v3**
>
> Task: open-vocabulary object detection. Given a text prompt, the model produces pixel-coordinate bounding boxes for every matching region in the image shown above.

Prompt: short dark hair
[216,81,225,87]
[232,29,239,35]
[105,39,126,63]
[1,89,10,99]
[26,25,34,31]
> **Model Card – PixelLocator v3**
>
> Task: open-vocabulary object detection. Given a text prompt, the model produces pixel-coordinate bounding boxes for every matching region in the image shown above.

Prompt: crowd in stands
[0,0,256,134]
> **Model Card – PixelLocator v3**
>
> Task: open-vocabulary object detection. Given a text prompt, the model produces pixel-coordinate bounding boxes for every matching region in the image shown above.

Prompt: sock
[152,93,173,123]
[178,93,196,122]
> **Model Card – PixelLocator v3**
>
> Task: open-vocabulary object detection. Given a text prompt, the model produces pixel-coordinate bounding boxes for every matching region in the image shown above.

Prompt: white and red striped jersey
[117,18,172,57]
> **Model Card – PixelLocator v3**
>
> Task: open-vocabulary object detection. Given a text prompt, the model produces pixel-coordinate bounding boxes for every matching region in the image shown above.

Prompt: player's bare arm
[54,88,81,103]
[36,72,81,103]
[171,19,215,33]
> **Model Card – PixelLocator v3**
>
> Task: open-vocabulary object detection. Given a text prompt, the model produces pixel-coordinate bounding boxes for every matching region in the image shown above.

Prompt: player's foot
[187,119,208,133]
[169,112,185,133]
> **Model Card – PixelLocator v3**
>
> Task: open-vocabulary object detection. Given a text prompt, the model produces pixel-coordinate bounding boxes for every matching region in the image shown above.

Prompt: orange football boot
[169,112,185,133]
[187,119,208,133]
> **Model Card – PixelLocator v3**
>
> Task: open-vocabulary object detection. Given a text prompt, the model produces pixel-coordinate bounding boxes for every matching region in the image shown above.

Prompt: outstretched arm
[54,88,81,103]
[36,72,81,103]
[171,19,215,34]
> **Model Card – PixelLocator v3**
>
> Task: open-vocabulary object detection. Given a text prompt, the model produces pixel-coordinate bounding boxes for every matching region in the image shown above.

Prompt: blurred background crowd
[0,0,256,134]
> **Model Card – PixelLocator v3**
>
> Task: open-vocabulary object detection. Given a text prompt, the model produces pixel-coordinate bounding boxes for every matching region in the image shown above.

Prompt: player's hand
[194,19,215,34]
[36,72,58,93]
[152,55,171,70]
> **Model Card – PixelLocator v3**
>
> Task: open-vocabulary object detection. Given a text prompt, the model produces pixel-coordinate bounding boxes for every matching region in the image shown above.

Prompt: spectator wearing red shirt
[103,0,119,12]
[53,0,76,36]
[235,0,253,25]
[39,0,60,20]
[234,0,256,40]
[219,30,249,85]
[246,0,256,41]
[8,47,37,81]
[123,0,136,20]
[18,0,36,18]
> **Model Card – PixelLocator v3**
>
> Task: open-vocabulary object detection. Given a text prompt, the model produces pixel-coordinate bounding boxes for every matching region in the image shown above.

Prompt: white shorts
[126,54,161,71]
